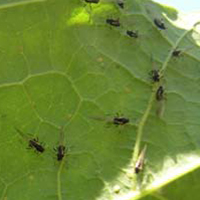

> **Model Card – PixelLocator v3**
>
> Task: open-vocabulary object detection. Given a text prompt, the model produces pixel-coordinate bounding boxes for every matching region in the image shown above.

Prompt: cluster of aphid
[15,115,130,161]
[17,0,183,175]
[16,128,66,161]
[83,0,178,174]
[85,0,183,55]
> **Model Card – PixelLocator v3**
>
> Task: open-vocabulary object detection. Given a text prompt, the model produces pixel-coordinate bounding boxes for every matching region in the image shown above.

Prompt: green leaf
[0,0,200,199]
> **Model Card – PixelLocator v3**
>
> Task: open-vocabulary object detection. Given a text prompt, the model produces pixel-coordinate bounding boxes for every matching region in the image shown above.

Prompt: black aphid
[118,2,124,8]
[126,30,138,38]
[106,19,120,27]
[54,145,66,161]
[135,145,147,174]
[117,0,124,8]
[150,69,160,82]
[172,49,181,57]
[29,138,45,153]
[154,18,166,30]
[54,127,66,161]
[85,0,99,3]
[156,86,164,101]
[15,128,45,153]
[113,116,129,125]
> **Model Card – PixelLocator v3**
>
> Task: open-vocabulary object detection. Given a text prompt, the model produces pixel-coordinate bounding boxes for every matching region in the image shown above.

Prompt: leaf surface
[0,0,200,200]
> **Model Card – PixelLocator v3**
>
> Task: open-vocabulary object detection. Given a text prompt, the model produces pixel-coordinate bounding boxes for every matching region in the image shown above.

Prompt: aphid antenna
[176,46,194,54]
[184,46,194,52]
[15,127,30,141]
[150,53,154,63]
[66,145,74,152]
[156,99,165,118]
[150,54,159,67]
[88,115,106,122]
[151,54,161,72]
[89,113,113,121]
[89,115,112,128]
[138,145,147,159]
[150,54,157,69]
[170,46,180,51]
[83,0,100,23]
[115,111,123,117]
[59,126,65,146]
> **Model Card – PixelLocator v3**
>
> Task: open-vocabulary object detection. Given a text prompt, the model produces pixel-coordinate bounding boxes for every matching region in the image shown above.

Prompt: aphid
[126,30,139,38]
[135,145,147,174]
[113,115,129,126]
[154,18,166,30]
[117,0,124,8]
[118,2,124,8]
[172,49,181,57]
[156,86,164,101]
[29,138,45,153]
[85,0,99,3]
[106,19,120,27]
[150,69,160,82]
[54,127,66,161]
[54,145,66,161]
[89,113,129,126]
[113,185,121,193]
[15,128,45,153]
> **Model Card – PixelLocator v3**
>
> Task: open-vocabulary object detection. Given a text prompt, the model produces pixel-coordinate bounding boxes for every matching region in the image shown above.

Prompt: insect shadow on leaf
[15,128,45,153]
